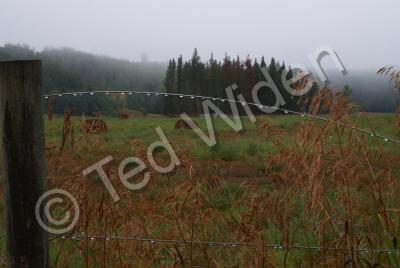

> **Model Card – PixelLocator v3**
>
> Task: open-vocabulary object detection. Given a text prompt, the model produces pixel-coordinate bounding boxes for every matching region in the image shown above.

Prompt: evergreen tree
[260,56,267,68]
[176,55,184,114]
[244,56,255,101]
[163,59,177,115]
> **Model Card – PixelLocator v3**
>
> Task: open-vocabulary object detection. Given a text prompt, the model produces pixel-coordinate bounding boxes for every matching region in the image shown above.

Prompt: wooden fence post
[0,60,48,267]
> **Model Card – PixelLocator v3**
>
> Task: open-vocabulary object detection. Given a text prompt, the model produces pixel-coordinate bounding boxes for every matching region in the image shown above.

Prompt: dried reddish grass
[45,88,399,267]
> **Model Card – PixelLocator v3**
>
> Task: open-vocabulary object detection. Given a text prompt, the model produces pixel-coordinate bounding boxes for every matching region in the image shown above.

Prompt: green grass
[44,113,399,158]
[1,113,398,266]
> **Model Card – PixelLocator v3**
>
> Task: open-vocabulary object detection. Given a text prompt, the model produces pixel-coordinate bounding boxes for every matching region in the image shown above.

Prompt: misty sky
[1,0,399,69]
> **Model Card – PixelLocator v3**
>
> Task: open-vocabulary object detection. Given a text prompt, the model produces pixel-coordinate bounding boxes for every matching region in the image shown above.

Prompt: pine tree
[260,56,267,68]
[190,48,204,113]
[176,55,183,114]
[163,59,177,115]
[244,56,255,101]
[163,60,172,115]
[182,61,191,113]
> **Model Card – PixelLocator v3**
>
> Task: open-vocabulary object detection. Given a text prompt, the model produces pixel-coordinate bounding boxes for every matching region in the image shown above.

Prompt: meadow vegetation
[9,90,394,267]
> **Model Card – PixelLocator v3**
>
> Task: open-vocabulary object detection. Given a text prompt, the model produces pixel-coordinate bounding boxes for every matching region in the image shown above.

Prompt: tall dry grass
[43,87,399,267]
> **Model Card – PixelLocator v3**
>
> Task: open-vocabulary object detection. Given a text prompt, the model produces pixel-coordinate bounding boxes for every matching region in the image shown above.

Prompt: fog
[1,0,399,69]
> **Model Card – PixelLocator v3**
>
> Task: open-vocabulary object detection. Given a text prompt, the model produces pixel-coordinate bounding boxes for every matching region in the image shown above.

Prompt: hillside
[0,44,166,115]
[0,44,398,114]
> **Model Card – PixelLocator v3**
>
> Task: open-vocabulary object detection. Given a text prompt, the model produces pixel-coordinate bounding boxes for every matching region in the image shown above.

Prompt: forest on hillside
[0,44,398,115]
[0,44,166,115]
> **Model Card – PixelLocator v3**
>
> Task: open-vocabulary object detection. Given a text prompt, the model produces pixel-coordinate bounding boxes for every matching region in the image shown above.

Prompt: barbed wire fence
[44,90,400,145]
[49,234,400,255]
[42,90,400,256]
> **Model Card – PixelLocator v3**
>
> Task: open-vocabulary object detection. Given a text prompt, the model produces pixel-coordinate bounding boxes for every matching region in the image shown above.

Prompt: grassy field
[44,113,400,160]
[1,112,400,266]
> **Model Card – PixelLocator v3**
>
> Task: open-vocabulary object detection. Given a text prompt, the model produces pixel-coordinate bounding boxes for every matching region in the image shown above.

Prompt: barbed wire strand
[42,91,400,254]
[43,90,400,145]
[51,234,400,254]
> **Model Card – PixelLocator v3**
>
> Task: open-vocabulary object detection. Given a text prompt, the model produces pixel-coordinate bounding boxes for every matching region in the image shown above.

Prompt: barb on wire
[43,90,400,145]
[52,234,400,254]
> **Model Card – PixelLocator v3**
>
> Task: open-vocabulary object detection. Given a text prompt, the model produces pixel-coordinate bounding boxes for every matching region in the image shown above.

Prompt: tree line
[1,44,397,115]
[163,49,318,115]
[0,44,166,115]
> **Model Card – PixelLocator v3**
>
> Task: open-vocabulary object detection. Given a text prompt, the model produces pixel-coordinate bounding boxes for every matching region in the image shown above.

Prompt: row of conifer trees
[163,49,318,115]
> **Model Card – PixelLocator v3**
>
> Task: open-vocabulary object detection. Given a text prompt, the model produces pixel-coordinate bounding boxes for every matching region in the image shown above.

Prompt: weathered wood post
[0,61,48,267]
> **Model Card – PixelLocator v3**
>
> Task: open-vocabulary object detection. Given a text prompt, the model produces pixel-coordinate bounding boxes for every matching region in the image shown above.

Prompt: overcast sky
[0,0,399,69]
